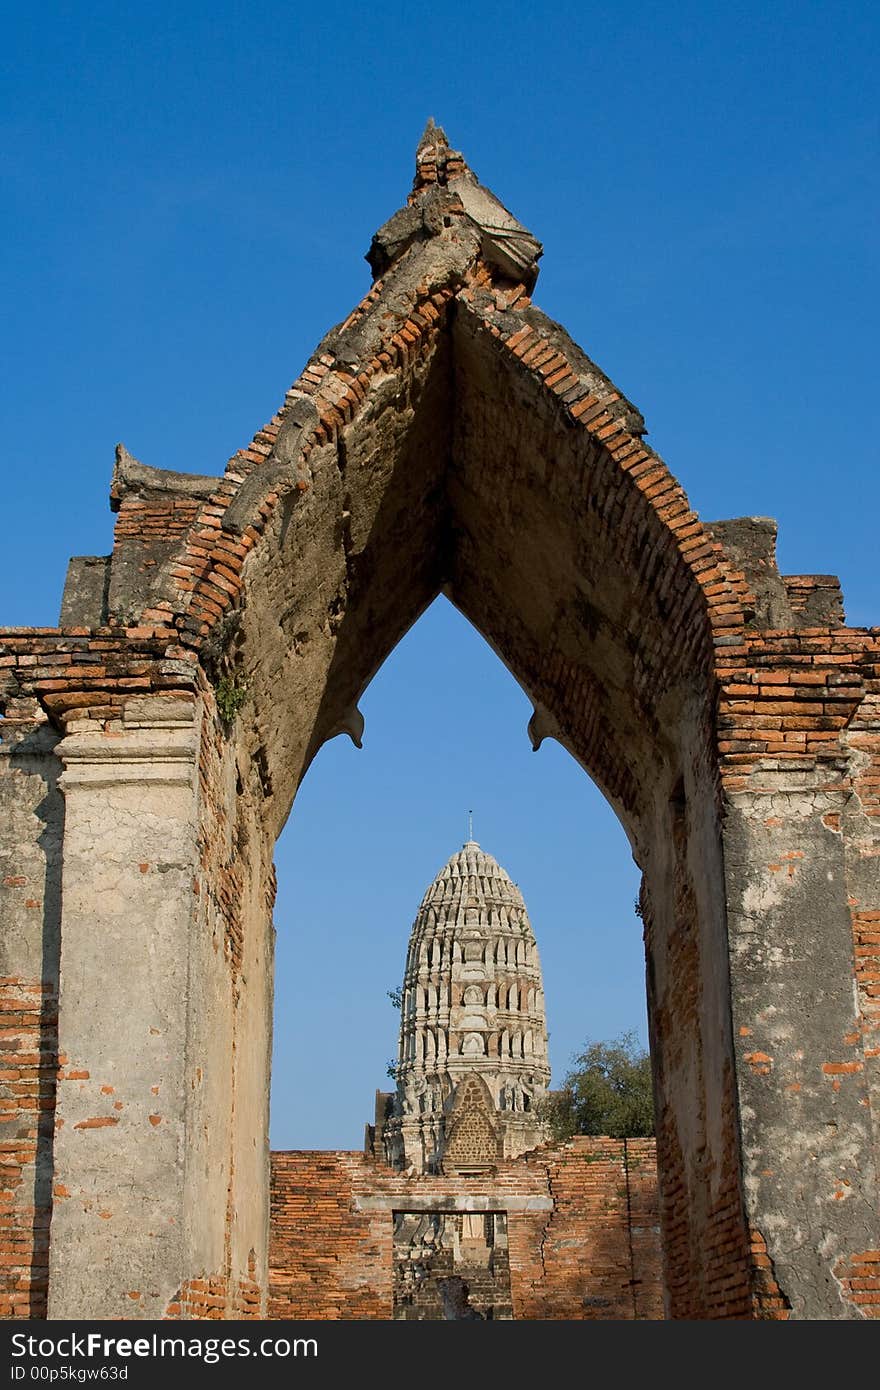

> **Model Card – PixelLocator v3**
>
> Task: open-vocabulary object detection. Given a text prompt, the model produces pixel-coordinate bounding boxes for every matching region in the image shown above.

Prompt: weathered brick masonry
[268,1140,663,1320]
[0,123,877,1318]
[0,977,56,1319]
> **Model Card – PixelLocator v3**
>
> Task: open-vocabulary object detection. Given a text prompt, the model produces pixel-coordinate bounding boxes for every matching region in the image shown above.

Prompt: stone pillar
[48,695,208,1319]
[723,768,880,1318]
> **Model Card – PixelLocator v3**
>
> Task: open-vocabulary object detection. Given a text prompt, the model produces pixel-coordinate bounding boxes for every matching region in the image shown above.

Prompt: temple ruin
[0,122,877,1319]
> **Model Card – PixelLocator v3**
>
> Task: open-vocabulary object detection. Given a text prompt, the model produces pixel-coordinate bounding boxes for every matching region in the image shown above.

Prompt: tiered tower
[381,840,551,1174]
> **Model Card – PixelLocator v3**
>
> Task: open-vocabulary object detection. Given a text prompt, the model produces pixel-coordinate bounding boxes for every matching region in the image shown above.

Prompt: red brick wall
[164,1266,262,1320]
[268,1138,663,1320]
[268,1153,393,1320]
[833,1249,880,1317]
[0,978,56,1319]
[509,1138,663,1319]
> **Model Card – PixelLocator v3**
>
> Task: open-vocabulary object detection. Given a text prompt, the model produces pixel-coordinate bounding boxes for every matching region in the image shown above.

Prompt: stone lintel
[353,1193,553,1213]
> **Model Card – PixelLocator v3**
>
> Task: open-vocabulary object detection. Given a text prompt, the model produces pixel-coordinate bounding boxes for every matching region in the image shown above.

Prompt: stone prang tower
[380,841,551,1174]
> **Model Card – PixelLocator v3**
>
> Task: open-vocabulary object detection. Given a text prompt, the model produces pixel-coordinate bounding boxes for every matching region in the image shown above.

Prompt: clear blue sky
[2,3,877,1147]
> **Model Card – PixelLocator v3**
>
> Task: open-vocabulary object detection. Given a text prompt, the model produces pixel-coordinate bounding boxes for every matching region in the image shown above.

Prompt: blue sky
[2,3,877,1147]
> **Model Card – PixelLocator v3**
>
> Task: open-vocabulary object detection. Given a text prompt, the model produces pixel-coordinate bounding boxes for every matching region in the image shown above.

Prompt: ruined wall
[268,1139,663,1320]
[0,638,273,1319]
[0,125,877,1320]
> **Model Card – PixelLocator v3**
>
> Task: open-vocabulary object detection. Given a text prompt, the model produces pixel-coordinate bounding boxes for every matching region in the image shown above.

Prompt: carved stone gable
[443,1078,501,1173]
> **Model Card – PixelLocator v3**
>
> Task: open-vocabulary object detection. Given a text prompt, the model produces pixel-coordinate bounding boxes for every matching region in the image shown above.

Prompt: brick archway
[1,124,877,1319]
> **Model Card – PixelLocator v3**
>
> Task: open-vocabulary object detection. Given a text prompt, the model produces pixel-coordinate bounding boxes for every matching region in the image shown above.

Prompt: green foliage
[215,674,249,725]
[385,1059,398,1081]
[387,987,403,1009]
[538,1030,654,1140]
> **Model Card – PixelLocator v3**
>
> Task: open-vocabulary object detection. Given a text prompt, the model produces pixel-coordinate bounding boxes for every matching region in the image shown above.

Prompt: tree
[539,1030,654,1140]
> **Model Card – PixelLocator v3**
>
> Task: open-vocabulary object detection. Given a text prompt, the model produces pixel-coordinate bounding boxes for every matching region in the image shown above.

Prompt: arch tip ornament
[324,703,365,751]
[367,117,543,290]
[527,704,560,753]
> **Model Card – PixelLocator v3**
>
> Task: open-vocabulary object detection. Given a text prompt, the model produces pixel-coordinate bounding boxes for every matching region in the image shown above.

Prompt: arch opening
[268,596,648,1154]
[267,596,656,1317]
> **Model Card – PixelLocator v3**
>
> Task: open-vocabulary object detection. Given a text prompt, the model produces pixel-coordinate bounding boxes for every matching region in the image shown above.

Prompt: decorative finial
[416,116,448,157]
[411,119,464,197]
[468,809,474,842]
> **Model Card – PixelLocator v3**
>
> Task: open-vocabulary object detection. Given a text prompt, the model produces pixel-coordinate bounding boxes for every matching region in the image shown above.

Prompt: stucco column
[723,768,880,1318]
[48,695,206,1319]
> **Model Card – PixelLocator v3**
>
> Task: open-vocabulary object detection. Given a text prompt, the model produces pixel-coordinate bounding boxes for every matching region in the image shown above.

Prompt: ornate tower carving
[381,840,551,1173]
